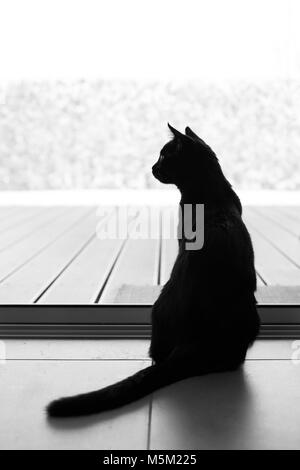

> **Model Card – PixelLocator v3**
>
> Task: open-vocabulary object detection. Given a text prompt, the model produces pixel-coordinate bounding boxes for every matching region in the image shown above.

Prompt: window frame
[0,303,299,338]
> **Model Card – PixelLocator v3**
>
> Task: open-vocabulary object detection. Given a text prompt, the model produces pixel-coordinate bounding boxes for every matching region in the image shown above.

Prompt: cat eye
[160,151,171,160]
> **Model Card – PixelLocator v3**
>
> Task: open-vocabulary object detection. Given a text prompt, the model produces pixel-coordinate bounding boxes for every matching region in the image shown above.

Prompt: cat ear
[185,127,207,145]
[185,126,200,140]
[168,123,192,144]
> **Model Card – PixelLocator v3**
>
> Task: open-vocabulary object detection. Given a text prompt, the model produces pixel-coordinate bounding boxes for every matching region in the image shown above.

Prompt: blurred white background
[0,0,299,192]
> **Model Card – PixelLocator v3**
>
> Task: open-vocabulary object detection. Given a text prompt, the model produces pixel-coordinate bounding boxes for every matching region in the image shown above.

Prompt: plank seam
[276,206,300,223]
[0,208,94,285]
[256,271,267,286]
[33,233,96,303]
[34,210,117,303]
[0,207,45,237]
[251,207,299,238]
[94,211,142,303]
[245,212,300,270]
[0,207,69,253]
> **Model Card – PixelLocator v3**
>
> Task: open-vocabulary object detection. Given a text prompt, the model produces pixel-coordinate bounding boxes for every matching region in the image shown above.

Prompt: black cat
[47,124,260,417]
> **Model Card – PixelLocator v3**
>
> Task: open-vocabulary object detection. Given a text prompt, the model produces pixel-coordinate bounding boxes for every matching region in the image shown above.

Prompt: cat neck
[178,184,242,216]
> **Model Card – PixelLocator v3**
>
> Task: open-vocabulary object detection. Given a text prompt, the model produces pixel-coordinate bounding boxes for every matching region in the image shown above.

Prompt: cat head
[152,123,223,190]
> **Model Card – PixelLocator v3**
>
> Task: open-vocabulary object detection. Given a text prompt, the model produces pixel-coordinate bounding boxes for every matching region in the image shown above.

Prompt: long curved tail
[47,359,192,418]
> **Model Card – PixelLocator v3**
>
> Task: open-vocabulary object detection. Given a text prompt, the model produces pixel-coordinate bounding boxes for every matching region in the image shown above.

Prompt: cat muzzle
[152,164,170,183]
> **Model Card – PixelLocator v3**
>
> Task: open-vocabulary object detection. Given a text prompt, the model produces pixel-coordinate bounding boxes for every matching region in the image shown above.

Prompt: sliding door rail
[0,304,299,338]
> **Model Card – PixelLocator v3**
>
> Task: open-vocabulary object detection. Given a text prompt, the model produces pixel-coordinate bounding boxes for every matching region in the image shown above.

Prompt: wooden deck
[0,205,299,336]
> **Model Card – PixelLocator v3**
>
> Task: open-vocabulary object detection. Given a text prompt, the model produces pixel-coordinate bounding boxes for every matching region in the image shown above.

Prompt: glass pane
[0,0,299,319]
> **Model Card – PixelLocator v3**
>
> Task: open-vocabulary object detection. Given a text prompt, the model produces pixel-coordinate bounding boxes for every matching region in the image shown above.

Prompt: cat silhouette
[47,124,260,417]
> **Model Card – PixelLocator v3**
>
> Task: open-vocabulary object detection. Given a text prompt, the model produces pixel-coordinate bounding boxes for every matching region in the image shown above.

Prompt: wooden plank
[278,206,300,222]
[0,207,90,283]
[33,207,139,304]
[0,207,22,220]
[243,211,300,285]
[0,207,67,251]
[99,238,160,303]
[0,207,45,235]
[0,210,99,303]
[254,206,299,238]
[39,239,123,304]
[244,207,300,268]
[38,210,127,304]
[99,209,160,303]
[0,360,150,449]
[256,274,265,286]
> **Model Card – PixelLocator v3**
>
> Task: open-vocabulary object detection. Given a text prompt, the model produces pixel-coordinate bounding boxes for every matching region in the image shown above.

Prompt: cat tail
[46,357,195,418]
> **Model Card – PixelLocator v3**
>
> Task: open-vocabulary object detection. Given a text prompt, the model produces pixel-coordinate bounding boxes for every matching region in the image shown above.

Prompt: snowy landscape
[0,78,299,191]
